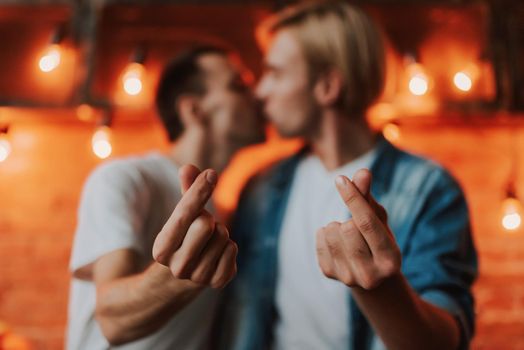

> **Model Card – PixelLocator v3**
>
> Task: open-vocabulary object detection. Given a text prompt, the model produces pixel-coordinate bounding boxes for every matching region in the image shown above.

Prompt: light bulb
[409,74,429,96]
[454,72,472,92]
[122,63,144,96]
[92,126,112,159]
[0,137,11,162]
[39,44,61,73]
[501,197,523,231]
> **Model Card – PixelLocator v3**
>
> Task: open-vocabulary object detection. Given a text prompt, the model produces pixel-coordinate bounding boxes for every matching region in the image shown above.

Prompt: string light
[91,111,113,159]
[38,27,65,73]
[501,196,522,231]
[409,73,429,96]
[92,126,112,159]
[453,71,473,92]
[122,62,144,96]
[404,55,430,96]
[39,44,61,73]
[121,47,146,96]
[0,134,11,162]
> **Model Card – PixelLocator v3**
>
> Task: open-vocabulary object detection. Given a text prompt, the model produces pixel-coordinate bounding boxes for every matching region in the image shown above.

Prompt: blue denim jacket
[215,139,478,350]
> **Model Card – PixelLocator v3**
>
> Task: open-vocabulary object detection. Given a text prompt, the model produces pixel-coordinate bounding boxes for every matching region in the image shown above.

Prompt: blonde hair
[258,1,385,116]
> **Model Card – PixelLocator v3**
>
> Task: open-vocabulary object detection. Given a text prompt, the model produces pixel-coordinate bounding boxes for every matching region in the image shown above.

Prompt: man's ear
[176,94,203,127]
[313,69,344,108]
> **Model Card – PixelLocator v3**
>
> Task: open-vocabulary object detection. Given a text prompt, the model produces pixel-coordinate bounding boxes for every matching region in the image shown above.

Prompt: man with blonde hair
[212,2,477,349]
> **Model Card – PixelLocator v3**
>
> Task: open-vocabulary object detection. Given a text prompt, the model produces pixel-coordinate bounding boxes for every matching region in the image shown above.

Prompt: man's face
[255,29,319,139]
[198,53,265,151]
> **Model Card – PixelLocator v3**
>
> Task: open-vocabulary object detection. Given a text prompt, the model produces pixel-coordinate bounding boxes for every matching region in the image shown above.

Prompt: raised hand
[316,169,401,290]
[152,165,238,289]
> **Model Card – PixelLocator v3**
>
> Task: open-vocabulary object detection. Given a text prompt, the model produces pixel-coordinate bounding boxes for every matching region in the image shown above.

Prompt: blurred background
[0,0,523,349]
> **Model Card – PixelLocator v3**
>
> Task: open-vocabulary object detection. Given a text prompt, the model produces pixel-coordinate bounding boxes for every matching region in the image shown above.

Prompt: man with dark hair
[205,2,477,350]
[66,46,264,350]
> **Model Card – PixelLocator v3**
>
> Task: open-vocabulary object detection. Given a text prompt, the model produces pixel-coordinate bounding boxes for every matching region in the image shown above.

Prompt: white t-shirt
[274,149,376,350]
[67,153,219,350]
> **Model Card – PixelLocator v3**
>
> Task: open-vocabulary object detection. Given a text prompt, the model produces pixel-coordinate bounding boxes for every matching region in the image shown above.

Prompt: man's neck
[168,128,215,173]
[309,109,376,171]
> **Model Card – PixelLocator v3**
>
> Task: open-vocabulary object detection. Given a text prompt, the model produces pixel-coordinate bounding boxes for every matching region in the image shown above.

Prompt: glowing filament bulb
[409,73,429,96]
[92,126,112,159]
[501,197,522,231]
[454,72,472,92]
[122,63,144,96]
[39,44,61,73]
[0,137,11,162]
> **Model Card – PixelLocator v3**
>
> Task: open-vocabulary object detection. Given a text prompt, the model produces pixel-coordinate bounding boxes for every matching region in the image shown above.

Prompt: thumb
[352,168,371,200]
[352,168,388,224]
[179,164,201,195]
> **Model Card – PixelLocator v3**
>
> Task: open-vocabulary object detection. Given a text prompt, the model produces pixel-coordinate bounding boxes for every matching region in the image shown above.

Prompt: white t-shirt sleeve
[70,160,151,274]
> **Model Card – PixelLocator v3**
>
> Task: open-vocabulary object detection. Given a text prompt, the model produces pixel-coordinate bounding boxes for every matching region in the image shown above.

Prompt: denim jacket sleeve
[401,167,478,349]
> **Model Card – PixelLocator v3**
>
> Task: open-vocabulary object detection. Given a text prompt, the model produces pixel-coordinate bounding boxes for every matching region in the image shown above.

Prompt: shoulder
[385,145,461,196]
[83,154,159,195]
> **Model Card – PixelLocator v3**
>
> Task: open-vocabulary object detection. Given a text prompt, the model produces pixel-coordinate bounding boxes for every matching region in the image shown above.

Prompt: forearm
[95,262,203,345]
[351,274,461,350]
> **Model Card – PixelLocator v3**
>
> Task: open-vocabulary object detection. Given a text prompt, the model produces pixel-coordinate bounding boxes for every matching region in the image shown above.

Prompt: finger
[316,227,336,279]
[210,241,238,289]
[179,164,201,195]
[335,175,391,255]
[190,224,230,285]
[168,212,216,279]
[153,169,217,265]
[340,220,372,261]
[351,169,387,224]
[323,222,358,284]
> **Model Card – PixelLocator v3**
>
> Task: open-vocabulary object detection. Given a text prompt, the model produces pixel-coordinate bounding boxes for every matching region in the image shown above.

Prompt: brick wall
[0,115,523,349]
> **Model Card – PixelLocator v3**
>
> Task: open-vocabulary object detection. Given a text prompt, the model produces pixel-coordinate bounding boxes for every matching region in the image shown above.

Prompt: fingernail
[335,175,346,187]
[206,170,217,185]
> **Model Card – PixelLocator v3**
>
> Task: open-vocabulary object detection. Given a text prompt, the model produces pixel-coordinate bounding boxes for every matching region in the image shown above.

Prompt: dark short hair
[155,46,226,141]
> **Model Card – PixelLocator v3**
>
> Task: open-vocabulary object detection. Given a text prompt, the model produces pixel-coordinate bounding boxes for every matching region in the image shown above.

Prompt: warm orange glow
[76,104,95,122]
[0,135,11,162]
[122,63,145,96]
[382,123,401,142]
[501,197,523,231]
[454,72,473,92]
[38,44,61,73]
[91,126,112,159]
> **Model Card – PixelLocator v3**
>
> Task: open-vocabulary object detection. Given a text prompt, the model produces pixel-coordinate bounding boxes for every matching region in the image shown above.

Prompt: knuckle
[350,246,370,259]
[340,221,357,235]
[357,268,380,290]
[357,214,376,233]
[193,216,215,235]
[210,277,225,290]
[378,255,401,277]
[191,269,210,285]
[360,276,379,290]
[318,261,335,279]
[327,222,341,231]
[339,269,355,286]
[169,260,186,279]
[343,192,359,207]
[324,231,341,253]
